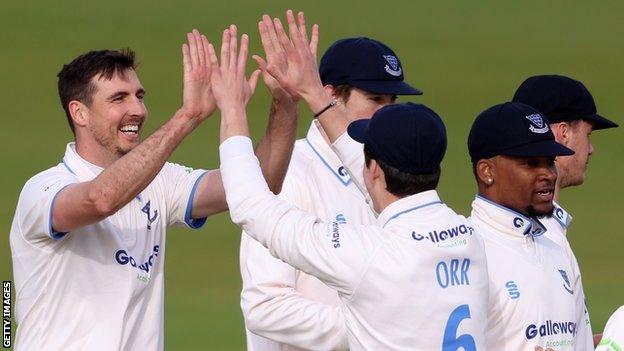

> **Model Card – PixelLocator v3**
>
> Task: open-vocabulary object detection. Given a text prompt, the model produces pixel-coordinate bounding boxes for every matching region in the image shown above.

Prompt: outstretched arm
[53,30,216,233]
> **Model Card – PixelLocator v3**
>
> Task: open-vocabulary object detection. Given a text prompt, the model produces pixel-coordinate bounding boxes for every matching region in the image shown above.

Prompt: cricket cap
[468,102,575,163]
[319,37,423,96]
[512,75,618,130]
[348,102,446,174]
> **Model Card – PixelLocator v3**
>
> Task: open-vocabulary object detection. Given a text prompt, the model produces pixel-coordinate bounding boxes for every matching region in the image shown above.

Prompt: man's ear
[476,158,495,186]
[68,100,88,128]
[323,84,335,98]
[550,122,571,146]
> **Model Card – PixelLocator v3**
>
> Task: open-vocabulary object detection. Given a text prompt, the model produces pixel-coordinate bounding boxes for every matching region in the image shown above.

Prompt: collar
[61,142,104,182]
[550,201,573,229]
[377,190,443,228]
[471,195,547,238]
[305,120,352,186]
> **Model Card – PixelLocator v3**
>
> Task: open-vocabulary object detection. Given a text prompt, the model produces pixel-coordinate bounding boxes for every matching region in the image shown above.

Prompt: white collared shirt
[240,121,373,351]
[542,202,594,350]
[470,196,585,350]
[596,306,624,350]
[10,142,206,351]
[223,136,489,350]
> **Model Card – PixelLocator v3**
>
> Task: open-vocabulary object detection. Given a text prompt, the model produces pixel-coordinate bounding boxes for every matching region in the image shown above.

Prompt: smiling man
[467,102,588,350]
[9,27,295,350]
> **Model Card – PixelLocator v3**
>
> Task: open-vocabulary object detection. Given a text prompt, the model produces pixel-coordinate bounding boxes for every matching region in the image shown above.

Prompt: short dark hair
[364,145,440,197]
[332,84,353,102]
[57,49,136,134]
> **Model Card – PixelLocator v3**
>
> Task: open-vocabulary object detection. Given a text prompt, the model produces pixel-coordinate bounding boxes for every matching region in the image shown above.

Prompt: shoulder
[19,164,76,199]
[283,139,316,181]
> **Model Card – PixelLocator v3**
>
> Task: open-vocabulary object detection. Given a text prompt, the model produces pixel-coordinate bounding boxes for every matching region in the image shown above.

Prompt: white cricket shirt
[542,202,594,350]
[470,196,586,350]
[222,136,489,351]
[240,121,374,351]
[596,306,624,351]
[10,142,206,351]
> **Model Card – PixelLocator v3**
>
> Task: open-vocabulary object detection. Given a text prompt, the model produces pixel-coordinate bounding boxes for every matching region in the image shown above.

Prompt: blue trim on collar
[382,201,443,228]
[61,158,76,175]
[305,138,351,186]
[184,171,208,229]
[552,203,572,230]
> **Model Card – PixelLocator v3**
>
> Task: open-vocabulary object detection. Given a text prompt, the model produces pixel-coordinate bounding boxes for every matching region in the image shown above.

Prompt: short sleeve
[159,162,208,229]
[16,169,78,243]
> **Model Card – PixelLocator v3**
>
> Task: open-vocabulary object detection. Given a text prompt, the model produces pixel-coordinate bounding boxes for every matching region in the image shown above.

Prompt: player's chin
[527,201,554,217]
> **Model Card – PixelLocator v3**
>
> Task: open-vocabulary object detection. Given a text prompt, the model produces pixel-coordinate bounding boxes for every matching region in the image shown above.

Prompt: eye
[137,93,145,100]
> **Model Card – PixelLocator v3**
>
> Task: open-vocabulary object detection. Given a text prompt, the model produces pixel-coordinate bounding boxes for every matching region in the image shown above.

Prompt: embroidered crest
[558,269,574,294]
[526,114,549,134]
[141,201,159,230]
[383,55,402,76]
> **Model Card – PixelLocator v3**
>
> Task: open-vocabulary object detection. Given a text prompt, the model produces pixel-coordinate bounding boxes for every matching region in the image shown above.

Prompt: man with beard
[9,27,295,350]
[512,75,619,348]
[467,102,587,350]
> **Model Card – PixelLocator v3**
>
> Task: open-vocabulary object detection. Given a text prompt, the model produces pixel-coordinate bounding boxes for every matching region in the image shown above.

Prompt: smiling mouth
[119,122,141,136]
[535,188,554,200]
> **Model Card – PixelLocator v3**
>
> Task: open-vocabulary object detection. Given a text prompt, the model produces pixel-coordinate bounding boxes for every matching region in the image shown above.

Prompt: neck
[74,138,120,168]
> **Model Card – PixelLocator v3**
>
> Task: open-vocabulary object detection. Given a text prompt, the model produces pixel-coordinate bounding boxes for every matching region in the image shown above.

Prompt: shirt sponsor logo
[411,224,474,245]
[331,221,341,248]
[513,217,525,228]
[505,281,520,299]
[115,245,160,274]
[525,320,577,339]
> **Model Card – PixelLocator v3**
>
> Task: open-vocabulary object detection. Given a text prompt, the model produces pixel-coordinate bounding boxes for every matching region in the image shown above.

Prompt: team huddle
[9,10,620,351]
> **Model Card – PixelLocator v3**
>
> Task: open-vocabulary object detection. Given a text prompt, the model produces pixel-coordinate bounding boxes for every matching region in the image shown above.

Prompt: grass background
[1,1,622,349]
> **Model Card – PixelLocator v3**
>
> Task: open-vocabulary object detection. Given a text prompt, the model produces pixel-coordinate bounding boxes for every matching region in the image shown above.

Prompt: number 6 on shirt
[442,304,476,351]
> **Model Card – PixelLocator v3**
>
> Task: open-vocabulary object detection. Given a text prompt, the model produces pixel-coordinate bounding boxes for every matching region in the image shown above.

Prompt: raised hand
[181,29,217,121]
[208,25,261,113]
[253,10,321,101]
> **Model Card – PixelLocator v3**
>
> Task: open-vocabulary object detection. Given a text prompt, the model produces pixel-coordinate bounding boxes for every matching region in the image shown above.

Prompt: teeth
[120,125,139,133]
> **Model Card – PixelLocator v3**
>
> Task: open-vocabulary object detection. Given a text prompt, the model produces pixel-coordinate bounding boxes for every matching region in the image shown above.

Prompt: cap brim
[584,113,619,130]
[502,140,575,158]
[350,80,423,95]
[347,119,371,144]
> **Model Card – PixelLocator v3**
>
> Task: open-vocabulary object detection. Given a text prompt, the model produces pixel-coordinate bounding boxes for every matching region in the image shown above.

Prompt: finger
[207,43,220,79]
[187,31,199,69]
[201,35,211,73]
[182,43,191,74]
[252,54,268,72]
[193,29,205,67]
[263,14,284,54]
[237,34,249,79]
[258,21,276,60]
[274,17,295,54]
[220,28,230,71]
[297,12,309,43]
[229,24,238,72]
[286,9,305,52]
[309,24,319,58]
[248,69,261,95]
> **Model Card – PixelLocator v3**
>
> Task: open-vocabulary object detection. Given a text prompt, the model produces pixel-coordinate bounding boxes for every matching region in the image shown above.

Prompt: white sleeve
[159,162,208,229]
[239,168,348,350]
[221,136,379,296]
[332,131,366,193]
[596,306,624,350]
[16,169,78,244]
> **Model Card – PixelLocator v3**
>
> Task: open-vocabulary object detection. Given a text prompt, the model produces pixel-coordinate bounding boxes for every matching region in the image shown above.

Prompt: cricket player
[9,27,296,350]
[240,12,422,350]
[513,74,619,348]
[211,13,489,350]
[596,306,624,351]
[467,101,588,350]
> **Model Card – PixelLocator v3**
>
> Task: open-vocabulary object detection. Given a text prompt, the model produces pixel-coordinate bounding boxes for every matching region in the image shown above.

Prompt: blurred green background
[1,1,622,349]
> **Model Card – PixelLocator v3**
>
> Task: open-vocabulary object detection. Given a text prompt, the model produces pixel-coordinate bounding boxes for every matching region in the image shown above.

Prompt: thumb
[248,69,262,95]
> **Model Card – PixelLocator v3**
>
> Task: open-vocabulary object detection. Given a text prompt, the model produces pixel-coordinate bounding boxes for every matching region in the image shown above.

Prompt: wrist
[302,87,334,114]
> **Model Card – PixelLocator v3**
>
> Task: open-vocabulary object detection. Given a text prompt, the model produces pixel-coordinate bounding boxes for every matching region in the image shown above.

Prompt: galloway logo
[513,217,525,228]
[115,245,160,274]
[141,201,158,230]
[526,114,549,134]
[558,269,574,294]
[383,55,402,76]
[525,320,577,339]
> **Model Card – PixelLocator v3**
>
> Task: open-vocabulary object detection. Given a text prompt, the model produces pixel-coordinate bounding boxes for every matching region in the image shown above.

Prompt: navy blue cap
[348,102,446,174]
[468,102,575,163]
[512,75,618,130]
[319,37,422,96]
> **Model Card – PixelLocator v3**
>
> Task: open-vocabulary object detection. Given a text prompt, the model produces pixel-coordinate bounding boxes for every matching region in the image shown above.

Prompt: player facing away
[513,74,619,349]
[595,306,624,351]
[210,13,489,350]
[9,27,297,350]
[467,102,588,350]
[240,13,422,351]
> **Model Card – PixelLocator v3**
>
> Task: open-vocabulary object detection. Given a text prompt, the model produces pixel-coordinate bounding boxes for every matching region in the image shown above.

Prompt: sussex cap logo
[383,55,402,76]
[526,114,549,134]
